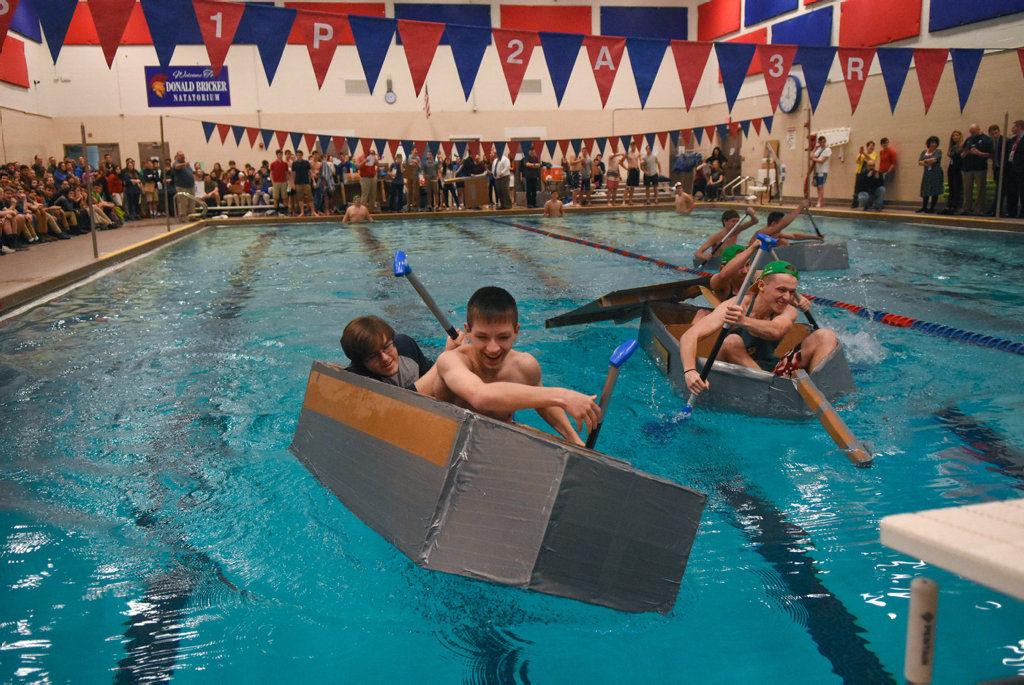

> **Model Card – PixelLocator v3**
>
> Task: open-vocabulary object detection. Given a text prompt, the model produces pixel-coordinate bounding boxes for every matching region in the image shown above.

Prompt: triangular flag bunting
[557,140,568,157]
[837,48,875,114]
[608,137,619,153]
[398,19,445,97]
[716,124,729,143]
[751,118,762,135]
[293,10,345,89]
[506,140,519,157]
[319,134,332,153]
[33,0,78,63]
[493,29,540,104]
[692,127,703,145]
[232,125,246,146]
[454,140,467,158]
[140,0,187,69]
[950,49,984,113]
[401,140,414,156]
[245,4,297,86]
[670,40,713,111]
[217,123,230,144]
[632,133,645,149]
[333,136,346,155]
[739,120,750,138]
[762,116,773,133]
[756,44,798,112]
[669,130,679,149]
[619,134,632,152]
[876,47,913,114]
[88,0,136,67]
[289,131,303,150]
[202,121,217,143]
[570,138,581,154]
[546,140,558,159]
[583,35,625,108]
[796,46,835,113]
[626,37,669,108]
[445,23,491,101]
[360,138,372,156]
[441,141,453,158]
[681,129,692,146]
[415,141,426,156]
[714,42,756,113]
[913,48,948,114]
[246,127,260,147]
[305,133,318,151]
[193,0,244,77]
[705,125,716,142]
[656,131,668,148]
[349,15,397,93]
[374,138,387,156]
[495,141,506,158]
[583,138,595,154]
[387,139,400,158]
[468,141,481,158]
[0,0,21,48]
[276,130,289,149]
[346,136,359,155]
[1019,48,1024,80]
[428,140,441,157]
[532,140,545,157]
[539,31,584,106]
[643,132,655,149]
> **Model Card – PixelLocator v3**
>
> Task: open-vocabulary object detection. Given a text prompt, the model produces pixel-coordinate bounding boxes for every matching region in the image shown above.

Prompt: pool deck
[1,203,1022,318]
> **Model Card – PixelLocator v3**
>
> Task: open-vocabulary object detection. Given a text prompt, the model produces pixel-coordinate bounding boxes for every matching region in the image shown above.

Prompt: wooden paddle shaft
[585,365,621,450]
[405,271,459,339]
[792,370,873,467]
[904,577,938,685]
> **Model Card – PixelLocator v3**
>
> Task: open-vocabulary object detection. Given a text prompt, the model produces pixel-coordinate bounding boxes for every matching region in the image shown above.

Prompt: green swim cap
[720,244,746,265]
[759,260,799,280]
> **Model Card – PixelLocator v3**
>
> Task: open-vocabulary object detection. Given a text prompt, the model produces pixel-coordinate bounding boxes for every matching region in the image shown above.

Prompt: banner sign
[146,65,231,107]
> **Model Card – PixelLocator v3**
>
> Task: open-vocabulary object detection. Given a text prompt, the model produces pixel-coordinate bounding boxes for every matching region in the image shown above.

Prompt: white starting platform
[880,499,1024,601]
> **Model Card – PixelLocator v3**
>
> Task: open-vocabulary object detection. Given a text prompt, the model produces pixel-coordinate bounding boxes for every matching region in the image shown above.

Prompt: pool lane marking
[493,219,1024,357]
[935,407,1024,487]
[449,222,571,293]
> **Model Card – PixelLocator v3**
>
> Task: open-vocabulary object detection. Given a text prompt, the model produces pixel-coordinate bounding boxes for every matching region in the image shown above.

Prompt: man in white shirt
[642,146,662,205]
[810,135,831,208]
[492,151,512,209]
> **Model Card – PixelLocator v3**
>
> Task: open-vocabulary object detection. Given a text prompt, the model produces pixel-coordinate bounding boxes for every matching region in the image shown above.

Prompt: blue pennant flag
[545,140,558,159]
[427,140,441,157]
[626,38,669,108]
[669,130,680,149]
[876,47,913,114]
[570,138,582,154]
[714,42,756,113]
[232,125,246,146]
[739,120,750,138]
[260,129,275,150]
[950,48,984,113]
[319,134,333,153]
[350,15,397,94]
[596,136,608,153]
[619,134,633,152]
[494,141,506,158]
[763,116,774,134]
[202,121,217,143]
[444,24,491,101]
[245,4,296,86]
[401,140,414,156]
[716,124,729,143]
[289,132,303,150]
[539,32,584,106]
[140,0,188,69]
[796,46,835,113]
[32,0,78,63]
[374,138,388,156]
[693,127,703,145]
[454,140,467,158]
[9,1,42,43]
[644,132,655,149]
[346,137,359,156]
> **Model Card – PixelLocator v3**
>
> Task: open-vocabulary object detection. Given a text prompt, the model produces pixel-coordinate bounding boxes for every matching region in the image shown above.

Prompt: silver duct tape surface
[290,361,707,613]
[774,242,850,271]
[640,302,855,420]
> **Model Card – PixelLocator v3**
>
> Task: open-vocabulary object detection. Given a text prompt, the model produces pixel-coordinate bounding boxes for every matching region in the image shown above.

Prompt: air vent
[519,79,542,94]
[345,80,370,95]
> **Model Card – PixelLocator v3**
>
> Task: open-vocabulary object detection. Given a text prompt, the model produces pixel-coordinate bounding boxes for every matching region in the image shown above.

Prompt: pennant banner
[89,0,136,68]
[247,127,260,147]
[626,37,669,109]
[752,118,762,136]
[319,133,332,152]
[346,136,359,156]
[692,127,703,145]
[493,29,539,104]
[374,137,387,155]
[289,131,302,150]
[619,134,632,152]
[304,132,318,151]
[763,115,773,133]
[583,35,625,109]
[246,4,297,86]
[446,23,491,101]
[681,129,691,147]
[670,40,713,111]
[294,10,345,89]
[739,120,750,137]
[715,42,756,112]
[232,124,246,145]
[217,123,230,144]
[349,15,396,93]
[194,0,244,77]
[876,47,913,114]
[398,19,445,97]
[796,46,835,114]
[0,0,19,49]
[276,130,288,149]
[913,48,948,114]
[202,121,216,142]
[838,47,875,114]
[140,0,186,69]
[950,48,984,113]
[428,140,441,157]
[756,44,797,112]
[540,31,584,107]
[546,139,557,159]
[34,0,78,63]
[596,136,608,153]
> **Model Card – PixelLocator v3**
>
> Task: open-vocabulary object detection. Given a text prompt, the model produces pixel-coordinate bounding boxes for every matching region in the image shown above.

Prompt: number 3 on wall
[767,53,784,78]
[506,38,524,65]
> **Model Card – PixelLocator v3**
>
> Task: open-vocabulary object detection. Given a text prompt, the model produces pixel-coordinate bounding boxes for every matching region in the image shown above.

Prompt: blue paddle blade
[393,251,409,277]
[680,403,693,419]
[609,339,639,368]
[754,233,778,250]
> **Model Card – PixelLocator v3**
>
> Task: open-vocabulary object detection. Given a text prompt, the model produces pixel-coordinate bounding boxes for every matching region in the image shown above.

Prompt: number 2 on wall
[506,39,524,65]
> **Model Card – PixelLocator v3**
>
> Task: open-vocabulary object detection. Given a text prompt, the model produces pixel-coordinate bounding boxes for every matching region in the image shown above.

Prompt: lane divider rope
[493,219,1024,357]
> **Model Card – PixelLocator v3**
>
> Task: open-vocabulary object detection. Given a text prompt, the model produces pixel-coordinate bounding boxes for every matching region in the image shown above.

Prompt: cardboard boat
[692,241,849,272]
[547,278,855,420]
[290,361,707,614]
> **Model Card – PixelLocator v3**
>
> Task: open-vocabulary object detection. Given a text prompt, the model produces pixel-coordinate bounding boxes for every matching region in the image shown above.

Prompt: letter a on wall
[493,29,540,105]
[837,47,875,114]
[583,35,625,108]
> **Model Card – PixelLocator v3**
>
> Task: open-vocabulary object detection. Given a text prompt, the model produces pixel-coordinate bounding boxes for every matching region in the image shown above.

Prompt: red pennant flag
[360,138,372,156]
[246,127,259,147]
[441,141,454,158]
[557,140,569,157]
[582,35,625,108]
[532,140,544,157]
[415,141,426,156]
[913,48,948,114]
[507,140,519,157]
[0,0,20,49]
[493,29,540,104]
[704,125,717,142]
[680,129,691,146]
[397,20,445,97]
[1018,48,1024,80]
[838,48,875,114]
[670,40,712,111]
[293,11,345,89]
[193,0,244,78]
[729,121,741,137]
[274,130,288,149]
[583,138,595,154]
[632,133,644,149]
[656,131,668,148]
[333,136,346,154]
[87,0,136,67]
[303,133,317,151]
[756,44,798,112]
[608,137,619,153]
[387,140,400,158]
[468,140,481,157]
[752,118,762,135]
[216,123,230,144]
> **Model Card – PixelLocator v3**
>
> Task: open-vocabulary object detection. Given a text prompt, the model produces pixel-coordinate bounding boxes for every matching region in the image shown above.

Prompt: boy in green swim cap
[680,260,838,396]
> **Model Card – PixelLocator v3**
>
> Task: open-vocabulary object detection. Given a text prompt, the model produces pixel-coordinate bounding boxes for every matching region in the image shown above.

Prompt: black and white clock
[779,75,802,114]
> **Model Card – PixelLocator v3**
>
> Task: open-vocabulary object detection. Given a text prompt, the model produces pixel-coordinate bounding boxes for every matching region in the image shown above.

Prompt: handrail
[176,191,208,219]
[722,175,751,197]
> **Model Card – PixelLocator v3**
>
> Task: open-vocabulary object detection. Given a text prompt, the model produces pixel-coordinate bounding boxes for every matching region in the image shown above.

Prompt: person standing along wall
[877,138,897,209]
[917,136,943,214]
[1006,120,1024,219]
[942,131,964,214]
[810,136,832,208]
[961,124,992,216]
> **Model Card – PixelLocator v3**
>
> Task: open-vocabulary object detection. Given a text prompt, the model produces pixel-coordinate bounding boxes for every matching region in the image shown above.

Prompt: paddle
[695,209,755,269]
[392,250,459,340]
[682,232,777,419]
[791,370,873,467]
[802,206,824,238]
[586,339,639,450]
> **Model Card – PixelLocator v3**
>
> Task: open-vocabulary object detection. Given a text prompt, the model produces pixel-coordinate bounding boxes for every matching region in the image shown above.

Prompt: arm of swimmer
[738,306,797,341]
[679,303,728,374]
[520,358,585,445]
[778,231,822,242]
[696,229,725,256]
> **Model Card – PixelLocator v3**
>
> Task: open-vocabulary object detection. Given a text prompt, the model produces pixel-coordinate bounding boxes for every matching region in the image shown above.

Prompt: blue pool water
[2,210,1023,683]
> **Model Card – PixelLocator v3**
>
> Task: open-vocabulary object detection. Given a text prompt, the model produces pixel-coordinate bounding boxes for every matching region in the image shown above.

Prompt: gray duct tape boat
[546,277,855,420]
[290,361,707,613]
[692,240,849,272]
